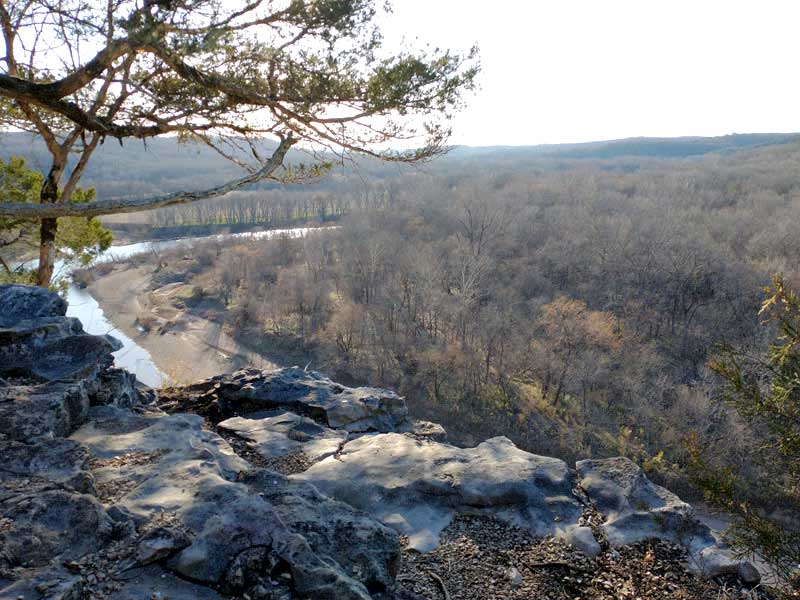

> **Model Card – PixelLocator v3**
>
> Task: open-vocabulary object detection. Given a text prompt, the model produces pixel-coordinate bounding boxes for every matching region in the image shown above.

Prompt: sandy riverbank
[88,264,280,384]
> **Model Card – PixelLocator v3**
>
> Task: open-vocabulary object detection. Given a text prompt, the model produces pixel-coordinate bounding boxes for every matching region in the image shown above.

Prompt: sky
[380,0,800,147]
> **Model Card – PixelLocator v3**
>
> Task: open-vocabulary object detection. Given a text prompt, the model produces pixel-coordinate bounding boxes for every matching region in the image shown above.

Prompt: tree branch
[0,136,295,218]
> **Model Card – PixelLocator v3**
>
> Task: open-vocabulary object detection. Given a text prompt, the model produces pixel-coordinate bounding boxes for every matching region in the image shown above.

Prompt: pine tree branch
[0,136,295,219]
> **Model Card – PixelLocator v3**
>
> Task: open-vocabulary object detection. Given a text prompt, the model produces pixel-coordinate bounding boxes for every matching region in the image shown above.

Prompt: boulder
[0,284,67,326]
[576,457,700,546]
[0,382,91,441]
[577,457,759,582]
[92,368,145,409]
[218,410,348,464]
[203,367,409,432]
[564,526,602,557]
[136,527,192,566]
[295,433,583,552]
[397,419,447,442]
[1,331,117,383]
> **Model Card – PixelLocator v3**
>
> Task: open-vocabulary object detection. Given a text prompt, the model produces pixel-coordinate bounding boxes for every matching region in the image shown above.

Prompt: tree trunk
[36,217,57,287]
[36,165,63,287]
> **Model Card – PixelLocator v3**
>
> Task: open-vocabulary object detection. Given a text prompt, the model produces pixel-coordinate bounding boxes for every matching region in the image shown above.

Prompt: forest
[4,131,800,585]
[80,136,800,517]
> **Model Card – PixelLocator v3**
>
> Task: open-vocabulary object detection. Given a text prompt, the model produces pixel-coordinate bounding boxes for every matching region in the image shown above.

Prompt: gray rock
[564,526,602,557]
[246,469,400,595]
[108,565,227,600]
[397,419,447,441]
[0,286,118,385]
[737,560,762,585]
[0,315,83,353]
[0,438,95,493]
[295,433,582,551]
[0,567,78,600]
[577,457,700,546]
[92,368,142,409]
[0,285,138,417]
[72,405,398,599]
[1,330,117,383]
[0,488,114,569]
[577,457,759,583]
[218,410,348,464]
[0,381,90,440]
[136,527,192,565]
[207,367,409,432]
[0,284,67,326]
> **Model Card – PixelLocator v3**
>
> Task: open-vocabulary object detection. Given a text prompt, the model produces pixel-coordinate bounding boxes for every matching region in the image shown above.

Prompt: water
[52,226,318,388]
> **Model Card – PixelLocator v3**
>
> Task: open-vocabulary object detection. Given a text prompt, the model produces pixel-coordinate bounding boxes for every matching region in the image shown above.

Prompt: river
[58,226,318,388]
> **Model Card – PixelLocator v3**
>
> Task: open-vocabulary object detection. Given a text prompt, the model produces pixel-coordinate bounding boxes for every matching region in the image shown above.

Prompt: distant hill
[449,132,800,161]
[1,131,798,200]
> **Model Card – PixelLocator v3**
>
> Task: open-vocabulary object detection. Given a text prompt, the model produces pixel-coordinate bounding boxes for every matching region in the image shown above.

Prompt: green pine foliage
[0,156,111,284]
[692,275,800,594]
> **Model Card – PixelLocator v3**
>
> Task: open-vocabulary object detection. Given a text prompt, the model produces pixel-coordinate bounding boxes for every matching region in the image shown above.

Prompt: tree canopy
[0,0,478,284]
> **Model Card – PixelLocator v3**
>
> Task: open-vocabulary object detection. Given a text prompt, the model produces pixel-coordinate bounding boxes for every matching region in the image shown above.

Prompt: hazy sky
[380,0,800,146]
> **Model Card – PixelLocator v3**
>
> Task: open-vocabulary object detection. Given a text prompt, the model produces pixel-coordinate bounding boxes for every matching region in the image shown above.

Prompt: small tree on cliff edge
[0,0,478,286]
[690,274,800,593]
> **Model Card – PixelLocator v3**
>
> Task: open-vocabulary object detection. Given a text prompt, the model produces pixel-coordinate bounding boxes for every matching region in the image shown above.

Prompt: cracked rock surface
[218,410,348,465]
[0,284,765,599]
[295,433,583,552]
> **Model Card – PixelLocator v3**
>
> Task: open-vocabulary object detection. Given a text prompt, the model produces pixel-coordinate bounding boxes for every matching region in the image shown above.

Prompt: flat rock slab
[577,456,699,546]
[201,367,409,432]
[109,565,228,600]
[295,433,582,551]
[0,438,94,493]
[71,405,398,600]
[577,457,760,583]
[0,486,115,570]
[218,410,348,464]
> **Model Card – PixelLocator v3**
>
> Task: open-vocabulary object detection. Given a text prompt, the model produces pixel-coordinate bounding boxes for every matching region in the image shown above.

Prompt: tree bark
[36,217,57,287]
[0,136,294,220]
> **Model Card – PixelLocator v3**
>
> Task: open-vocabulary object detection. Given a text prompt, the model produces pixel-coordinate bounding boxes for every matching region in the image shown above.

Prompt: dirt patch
[397,515,769,600]
[218,429,313,475]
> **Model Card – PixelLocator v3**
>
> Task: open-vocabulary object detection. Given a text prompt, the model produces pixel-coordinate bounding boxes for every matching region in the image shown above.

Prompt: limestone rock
[0,283,67,326]
[72,405,398,599]
[0,488,114,569]
[577,457,759,583]
[564,526,602,557]
[1,330,117,383]
[218,410,348,464]
[136,527,192,565]
[0,284,143,444]
[0,382,90,441]
[107,565,227,600]
[246,469,400,595]
[397,419,447,441]
[92,368,142,409]
[0,438,95,493]
[295,433,582,552]
[204,366,409,432]
[577,457,700,546]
